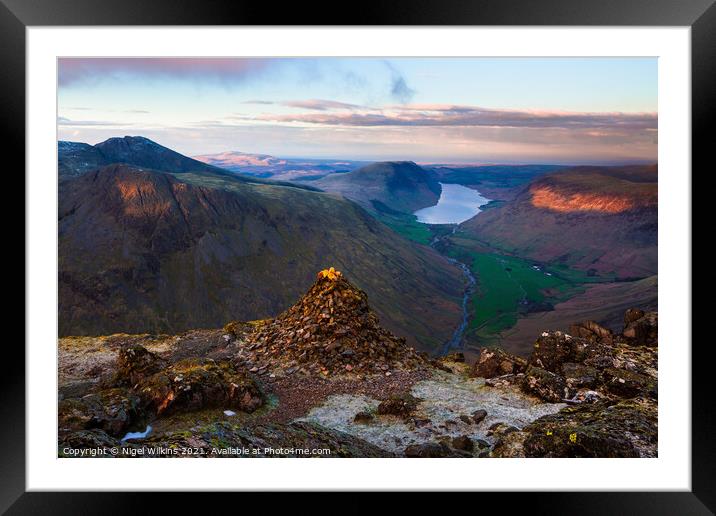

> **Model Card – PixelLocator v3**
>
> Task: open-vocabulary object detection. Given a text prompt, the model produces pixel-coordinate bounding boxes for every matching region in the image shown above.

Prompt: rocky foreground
[58,270,657,458]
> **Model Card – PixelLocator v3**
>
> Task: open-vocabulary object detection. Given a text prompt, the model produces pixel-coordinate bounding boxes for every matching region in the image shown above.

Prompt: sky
[58,57,657,164]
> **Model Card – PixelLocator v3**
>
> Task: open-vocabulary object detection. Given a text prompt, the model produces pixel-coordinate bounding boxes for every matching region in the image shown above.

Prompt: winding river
[413,183,489,354]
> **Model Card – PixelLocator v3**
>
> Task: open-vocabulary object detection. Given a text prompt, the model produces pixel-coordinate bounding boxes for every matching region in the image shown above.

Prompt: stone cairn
[243,268,427,376]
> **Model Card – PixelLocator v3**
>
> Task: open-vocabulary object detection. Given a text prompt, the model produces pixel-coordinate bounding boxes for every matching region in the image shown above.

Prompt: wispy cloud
[58,58,275,86]
[249,104,657,131]
[282,99,364,111]
[385,62,415,103]
[240,99,364,111]
[58,116,133,127]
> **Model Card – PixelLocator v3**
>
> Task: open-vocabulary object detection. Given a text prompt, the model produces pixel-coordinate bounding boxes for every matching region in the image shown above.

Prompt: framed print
[6,0,713,511]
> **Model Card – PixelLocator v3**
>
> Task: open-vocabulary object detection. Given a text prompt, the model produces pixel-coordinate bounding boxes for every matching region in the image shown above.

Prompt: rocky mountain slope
[314,161,442,213]
[59,136,223,178]
[58,270,658,458]
[459,165,657,279]
[58,165,463,351]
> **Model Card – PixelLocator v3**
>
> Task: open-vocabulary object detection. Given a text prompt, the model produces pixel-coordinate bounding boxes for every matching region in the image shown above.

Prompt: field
[446,245,614,348]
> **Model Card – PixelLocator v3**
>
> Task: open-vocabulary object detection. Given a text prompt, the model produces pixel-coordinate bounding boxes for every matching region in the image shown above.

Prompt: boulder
[58,387,143,437]
[624,308,645,325]
[353,411,374,424]
[116,345,166,387]
[520,397,657,458]
[471,409,488,424]
[452,435,474,451]
[471,347,527,378]
[376,393,421,418]
[622,311,658,347]
[521,366,569,402]
[569,320,614,344]
[490,430,529,458]
[601,367,657,399]
[529,331,575,373]
[561,362,600,391]
[486,422,520,439]
[137,358,264,416]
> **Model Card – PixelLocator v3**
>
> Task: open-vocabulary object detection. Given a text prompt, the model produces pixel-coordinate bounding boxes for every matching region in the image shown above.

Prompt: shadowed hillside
[58,164,464,352]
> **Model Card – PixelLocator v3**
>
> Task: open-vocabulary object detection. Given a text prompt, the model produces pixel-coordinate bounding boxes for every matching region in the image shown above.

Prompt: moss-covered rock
[471,347,527,378]
[521,366,569,402]
[601,367,657,399]
[137,358,264,416]
[58,387,143,436]
[561,362,600,391]
[520,397,657,458]
[529,331,577,373]
[116,345,166,387]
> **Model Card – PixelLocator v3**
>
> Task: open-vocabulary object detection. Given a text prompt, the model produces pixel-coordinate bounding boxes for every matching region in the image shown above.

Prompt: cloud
[58,116,133,127]
[281,99,363,111]
[240,99,364,111]
[58,58,274,86]
[385,62,415,103]
[250,104,657,131]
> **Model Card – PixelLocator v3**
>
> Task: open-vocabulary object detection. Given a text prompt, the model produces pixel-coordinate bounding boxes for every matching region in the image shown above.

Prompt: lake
[414,183,491,224]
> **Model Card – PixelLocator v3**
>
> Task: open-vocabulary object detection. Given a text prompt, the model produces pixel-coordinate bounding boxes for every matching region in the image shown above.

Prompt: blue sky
[58,57,657,164]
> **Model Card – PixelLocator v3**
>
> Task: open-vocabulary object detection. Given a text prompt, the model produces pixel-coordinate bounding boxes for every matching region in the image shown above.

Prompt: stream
[430,228,477,354]
[414,183,489,354]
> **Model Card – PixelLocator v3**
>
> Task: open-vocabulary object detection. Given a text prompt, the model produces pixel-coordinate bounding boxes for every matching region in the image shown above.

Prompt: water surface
[414,183,490,224]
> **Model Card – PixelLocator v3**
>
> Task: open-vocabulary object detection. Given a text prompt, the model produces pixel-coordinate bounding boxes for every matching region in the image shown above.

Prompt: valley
[345,163,657,358]
[57,137,658,361]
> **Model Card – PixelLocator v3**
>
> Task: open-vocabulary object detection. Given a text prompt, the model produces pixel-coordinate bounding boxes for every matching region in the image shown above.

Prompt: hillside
[58,164,464,352]
[314,161,442,213]
[459,165,657,279]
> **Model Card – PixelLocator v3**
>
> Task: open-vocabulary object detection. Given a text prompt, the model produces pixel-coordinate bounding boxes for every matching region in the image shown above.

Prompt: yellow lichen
[317,267,342,281]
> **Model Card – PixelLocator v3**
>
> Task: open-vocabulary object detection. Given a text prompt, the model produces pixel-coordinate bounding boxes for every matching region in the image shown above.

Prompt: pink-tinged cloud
[58,58,274,86]
[250,105,657,131]
[282,99,364,111]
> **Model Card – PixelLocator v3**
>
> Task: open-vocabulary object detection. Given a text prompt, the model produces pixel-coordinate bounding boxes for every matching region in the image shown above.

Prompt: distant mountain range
[57,137,464,352]
[192,150,367,181]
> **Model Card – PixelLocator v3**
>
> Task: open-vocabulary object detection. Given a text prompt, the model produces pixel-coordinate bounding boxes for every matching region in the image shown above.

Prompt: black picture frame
[5,0,711,512]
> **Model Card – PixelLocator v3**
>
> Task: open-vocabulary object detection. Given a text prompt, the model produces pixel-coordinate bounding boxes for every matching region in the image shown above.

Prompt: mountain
[193,151,287,170]
[314,161,442,213]
[58,136,322,192]
[59,136,223,177]
[58,164,464,352]
[459,165,657,279]
[93,136,226,175]
[58,141,110,177]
